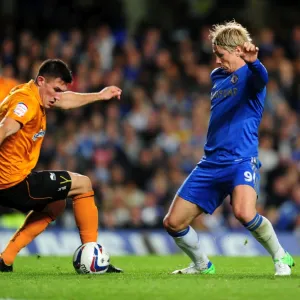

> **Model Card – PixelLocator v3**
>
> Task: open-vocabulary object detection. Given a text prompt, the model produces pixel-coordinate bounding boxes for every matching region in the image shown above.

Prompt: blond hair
[209,20,252,52]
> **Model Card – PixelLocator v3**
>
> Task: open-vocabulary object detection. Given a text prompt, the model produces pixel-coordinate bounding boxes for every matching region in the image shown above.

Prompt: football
[73,242,110,274]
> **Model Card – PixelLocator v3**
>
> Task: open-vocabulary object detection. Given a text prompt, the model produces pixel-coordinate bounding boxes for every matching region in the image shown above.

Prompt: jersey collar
[28,80,43,107]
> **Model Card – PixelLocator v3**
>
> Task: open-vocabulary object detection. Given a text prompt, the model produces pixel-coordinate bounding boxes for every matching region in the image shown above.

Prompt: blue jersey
[203,59,268,163]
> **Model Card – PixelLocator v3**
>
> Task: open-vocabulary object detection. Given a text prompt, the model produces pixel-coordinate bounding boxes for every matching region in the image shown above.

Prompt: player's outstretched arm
[240,42,268,90]
[53,86,122,110]
[0,117,21,146]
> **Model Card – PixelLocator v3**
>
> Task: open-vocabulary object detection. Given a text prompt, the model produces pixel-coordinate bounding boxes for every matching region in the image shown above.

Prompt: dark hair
[35,59,72,83]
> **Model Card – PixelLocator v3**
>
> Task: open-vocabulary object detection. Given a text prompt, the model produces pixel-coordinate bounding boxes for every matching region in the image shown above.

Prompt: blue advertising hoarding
[0,229,300,256]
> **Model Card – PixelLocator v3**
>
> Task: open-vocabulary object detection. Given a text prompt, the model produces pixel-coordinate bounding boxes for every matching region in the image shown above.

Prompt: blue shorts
[177,158,261,214]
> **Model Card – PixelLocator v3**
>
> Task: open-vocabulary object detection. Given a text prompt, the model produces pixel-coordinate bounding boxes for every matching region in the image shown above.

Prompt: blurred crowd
[1,23,300,232]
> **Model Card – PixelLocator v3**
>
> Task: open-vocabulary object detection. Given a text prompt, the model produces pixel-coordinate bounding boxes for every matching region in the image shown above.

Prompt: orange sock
[1,211,52,265]
[73,191,98,244]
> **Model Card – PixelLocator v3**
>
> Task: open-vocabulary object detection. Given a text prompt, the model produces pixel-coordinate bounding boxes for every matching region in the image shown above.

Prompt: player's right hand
[240,42,259,63]
[98,86,122,101]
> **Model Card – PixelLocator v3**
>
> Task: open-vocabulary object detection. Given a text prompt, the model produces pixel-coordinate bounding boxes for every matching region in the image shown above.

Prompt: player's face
[37,76,68,109]
[213,45,243,73]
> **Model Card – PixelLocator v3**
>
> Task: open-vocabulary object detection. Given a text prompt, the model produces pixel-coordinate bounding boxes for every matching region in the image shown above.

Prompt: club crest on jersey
[32,129,46,141]
[231,74,238,84]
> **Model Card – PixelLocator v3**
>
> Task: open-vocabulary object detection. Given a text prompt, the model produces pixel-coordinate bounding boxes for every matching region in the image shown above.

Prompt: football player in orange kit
[0,59,123,272]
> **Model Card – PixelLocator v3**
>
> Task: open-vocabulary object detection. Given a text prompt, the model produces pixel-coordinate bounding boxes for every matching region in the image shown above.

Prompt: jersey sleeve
[247,59,268,91]
[5,91,38,126]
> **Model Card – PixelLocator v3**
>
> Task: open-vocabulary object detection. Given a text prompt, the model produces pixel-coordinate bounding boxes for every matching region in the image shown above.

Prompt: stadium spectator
[1,23,300,232]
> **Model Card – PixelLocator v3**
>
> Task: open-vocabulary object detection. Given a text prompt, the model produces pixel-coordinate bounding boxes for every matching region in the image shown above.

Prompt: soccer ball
[73,242,110,274]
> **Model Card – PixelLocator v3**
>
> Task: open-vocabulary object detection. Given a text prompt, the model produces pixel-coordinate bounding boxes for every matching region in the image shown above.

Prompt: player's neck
[231,60,246,73]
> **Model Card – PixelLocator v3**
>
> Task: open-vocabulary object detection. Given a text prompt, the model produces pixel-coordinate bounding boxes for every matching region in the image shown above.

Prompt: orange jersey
[0,80,46,189]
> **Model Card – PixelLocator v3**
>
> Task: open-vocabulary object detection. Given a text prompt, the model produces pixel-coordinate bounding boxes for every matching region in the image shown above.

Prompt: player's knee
[80,175,93,193]
[163,215,185,232]
[69,173,93,196]
[233,208,254,224]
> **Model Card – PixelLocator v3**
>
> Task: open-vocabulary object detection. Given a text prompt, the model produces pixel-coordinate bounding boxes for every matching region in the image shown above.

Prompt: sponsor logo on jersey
[13,102,28,117]
[211,88,238,100]
[32,129,46,141]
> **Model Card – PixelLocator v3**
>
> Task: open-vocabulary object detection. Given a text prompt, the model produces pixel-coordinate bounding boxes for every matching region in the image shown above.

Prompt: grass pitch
[0,255,299,300]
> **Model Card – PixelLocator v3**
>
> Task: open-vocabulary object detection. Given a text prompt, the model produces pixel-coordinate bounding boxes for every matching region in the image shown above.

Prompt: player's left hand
[240,42,259,63]
[98,86,122,101]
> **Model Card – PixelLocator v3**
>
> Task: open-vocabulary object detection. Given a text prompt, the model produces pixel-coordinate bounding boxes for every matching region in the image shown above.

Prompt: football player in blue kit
[163,21,295,276]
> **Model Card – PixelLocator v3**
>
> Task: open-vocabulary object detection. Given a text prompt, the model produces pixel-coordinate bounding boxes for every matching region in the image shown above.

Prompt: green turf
[0,255,299,300]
